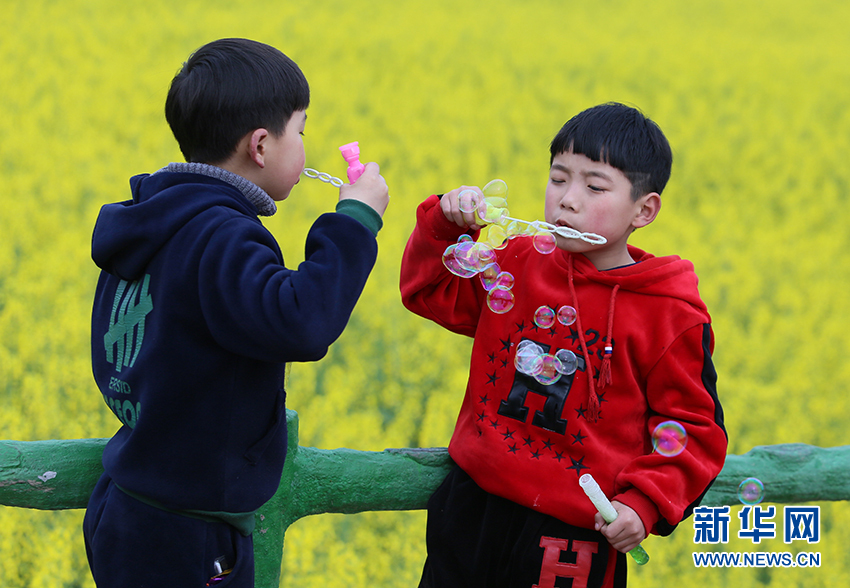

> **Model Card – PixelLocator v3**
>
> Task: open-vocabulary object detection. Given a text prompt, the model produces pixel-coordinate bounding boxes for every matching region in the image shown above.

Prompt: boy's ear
[632,192,661,229]
[247,128,270,168]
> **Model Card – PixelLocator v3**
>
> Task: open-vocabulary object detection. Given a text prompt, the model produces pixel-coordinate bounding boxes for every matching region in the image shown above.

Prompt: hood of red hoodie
[555,244,708,315]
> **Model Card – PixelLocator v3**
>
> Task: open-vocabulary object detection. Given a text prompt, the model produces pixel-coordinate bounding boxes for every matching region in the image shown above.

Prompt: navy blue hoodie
[90,165,377,514]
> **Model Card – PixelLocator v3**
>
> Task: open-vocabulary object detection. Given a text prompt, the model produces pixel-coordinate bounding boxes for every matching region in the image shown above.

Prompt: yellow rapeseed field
[2,0,849,586]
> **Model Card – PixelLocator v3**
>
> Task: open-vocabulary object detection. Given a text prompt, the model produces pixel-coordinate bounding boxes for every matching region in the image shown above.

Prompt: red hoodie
[401,195,727,536]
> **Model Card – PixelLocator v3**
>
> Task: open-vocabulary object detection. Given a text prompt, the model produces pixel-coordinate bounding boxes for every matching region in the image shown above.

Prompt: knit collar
[162,162,277,217]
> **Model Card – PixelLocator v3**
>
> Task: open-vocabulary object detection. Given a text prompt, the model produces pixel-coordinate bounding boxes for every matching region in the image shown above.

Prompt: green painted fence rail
[2,409,850,587]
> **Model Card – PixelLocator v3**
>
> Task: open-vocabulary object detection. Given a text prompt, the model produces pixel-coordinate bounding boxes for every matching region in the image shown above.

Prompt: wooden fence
[2,409,849,587]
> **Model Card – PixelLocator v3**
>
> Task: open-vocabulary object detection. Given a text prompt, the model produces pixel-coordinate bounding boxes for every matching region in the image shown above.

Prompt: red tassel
[588,388,600,422]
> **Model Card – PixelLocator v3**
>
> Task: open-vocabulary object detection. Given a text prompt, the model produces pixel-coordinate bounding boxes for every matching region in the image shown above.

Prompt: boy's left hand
[594,501,647,553]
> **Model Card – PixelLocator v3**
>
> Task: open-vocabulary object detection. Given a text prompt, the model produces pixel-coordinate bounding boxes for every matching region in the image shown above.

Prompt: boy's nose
[559,186,580,211]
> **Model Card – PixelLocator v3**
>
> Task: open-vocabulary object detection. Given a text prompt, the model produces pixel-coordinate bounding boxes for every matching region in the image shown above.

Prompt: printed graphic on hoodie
[101,274,151,429]
[103,274,153,373]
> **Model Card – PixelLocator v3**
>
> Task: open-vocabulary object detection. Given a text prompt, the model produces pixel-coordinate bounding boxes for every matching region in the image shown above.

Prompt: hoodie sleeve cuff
[335,199,383,237]
[613,488,662,537]
[423,194,480,242]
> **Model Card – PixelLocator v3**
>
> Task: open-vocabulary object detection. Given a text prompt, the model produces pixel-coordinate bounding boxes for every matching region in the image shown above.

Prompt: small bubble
[487,286,515,314]
[557,305,577,326]
[479,199,508,224]
[495,271,515,289]
[652,421,688,457]
[554,349,578,374]
[532,231,557,254]
[442,244,478,278]
[458,189,479,214]
[455,242,496,273]
[479,263,502,291]
[457,234,473,243]
[534,306,556,329]
[515,340,544,376]
[482,224,509,249]
[737,478,765,506]
[534,354,562,385]
[504,221,524,238]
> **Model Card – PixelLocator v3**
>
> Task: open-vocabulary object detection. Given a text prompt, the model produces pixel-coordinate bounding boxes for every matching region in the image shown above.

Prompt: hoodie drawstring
[596,285,619,390]
[567,256,619,423]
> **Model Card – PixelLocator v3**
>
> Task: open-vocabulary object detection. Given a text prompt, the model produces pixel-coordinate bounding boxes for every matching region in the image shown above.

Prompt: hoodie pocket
[242,389,287,466]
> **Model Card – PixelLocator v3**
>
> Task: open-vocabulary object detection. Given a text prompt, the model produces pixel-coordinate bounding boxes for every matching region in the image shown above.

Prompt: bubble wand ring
[579,473,650,565]
[303,167,344,188]
[502,217,607,246]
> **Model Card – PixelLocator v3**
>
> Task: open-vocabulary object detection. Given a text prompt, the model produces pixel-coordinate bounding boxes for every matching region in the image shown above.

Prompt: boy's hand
[339,162,389,217]
[594,501,647,553]
[440,185,487,230]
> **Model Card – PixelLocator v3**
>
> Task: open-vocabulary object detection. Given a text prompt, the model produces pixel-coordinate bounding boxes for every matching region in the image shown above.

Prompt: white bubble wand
[579,473,650,565]
[457,182,607,245]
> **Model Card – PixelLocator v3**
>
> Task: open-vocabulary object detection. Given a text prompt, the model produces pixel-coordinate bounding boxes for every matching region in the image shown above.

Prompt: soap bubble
[652,421,688,457]
[737,478,765,506]
[495,271,515,289]
[532,231,557,254]
[515,340,544,376]
[534,354,562,385]
[457,234,473,243]
[534,306,556,329]
[482,178,508,199]
[478,199,508,224]
[458,189,479,214]
[482,224,509,249]
[455,242,496,273]
[479,263,502,291]
[504,221,525,238]
[442,244,479,278]
[557,305,577,326]
[487,286,515,314]
[554,349,578,375]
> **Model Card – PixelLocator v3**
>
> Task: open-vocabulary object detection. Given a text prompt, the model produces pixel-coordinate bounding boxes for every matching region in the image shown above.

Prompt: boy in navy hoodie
[83,38,389,587]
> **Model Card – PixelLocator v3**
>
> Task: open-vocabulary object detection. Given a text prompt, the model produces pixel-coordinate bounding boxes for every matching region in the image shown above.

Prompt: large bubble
[533,306,556,329]
[534,354,562,385]
[554,349,578,375]
[557,305,577,326]
[442,243,479,278]
[487,286,515,314]
[532,231,557,254]
[651,421,688,457]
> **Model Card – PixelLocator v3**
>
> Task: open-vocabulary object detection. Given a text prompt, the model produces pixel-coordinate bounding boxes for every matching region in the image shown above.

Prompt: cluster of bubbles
[442,180,564,315]
[534,304,577,329]
[443,234,517,314]
[455,180,560,255]
[514,340,579,385]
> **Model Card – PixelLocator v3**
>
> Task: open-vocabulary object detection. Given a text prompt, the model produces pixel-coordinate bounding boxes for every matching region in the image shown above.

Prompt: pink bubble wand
[302,141,366,187]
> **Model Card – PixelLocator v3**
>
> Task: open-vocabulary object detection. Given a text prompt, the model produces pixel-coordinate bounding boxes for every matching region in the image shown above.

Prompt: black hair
[165,38,310,164]
[549,102,672,199]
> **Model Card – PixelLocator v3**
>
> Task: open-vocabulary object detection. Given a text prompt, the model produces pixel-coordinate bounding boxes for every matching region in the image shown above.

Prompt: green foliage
[2,0,849,585]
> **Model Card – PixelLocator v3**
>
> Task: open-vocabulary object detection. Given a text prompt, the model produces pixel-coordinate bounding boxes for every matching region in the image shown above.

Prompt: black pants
[83,474,254,588]
[419,466,627,588]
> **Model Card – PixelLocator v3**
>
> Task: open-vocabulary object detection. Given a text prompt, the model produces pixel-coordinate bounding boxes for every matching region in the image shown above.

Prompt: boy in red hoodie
[400,102,727,588]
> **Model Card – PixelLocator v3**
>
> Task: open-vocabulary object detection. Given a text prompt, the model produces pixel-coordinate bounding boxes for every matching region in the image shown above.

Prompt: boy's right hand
[440,185,487,230]
[339,162,389,217]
